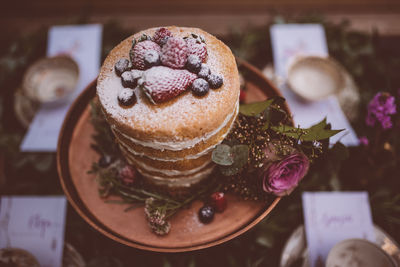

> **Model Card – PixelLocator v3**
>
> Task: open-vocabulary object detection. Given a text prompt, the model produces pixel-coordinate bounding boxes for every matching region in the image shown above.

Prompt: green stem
[104,173,180,205]
[118,190,146,202]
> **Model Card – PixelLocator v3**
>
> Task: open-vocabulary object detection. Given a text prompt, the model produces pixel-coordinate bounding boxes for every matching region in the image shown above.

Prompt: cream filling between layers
[116,134,214,162]
[113,103,239,162]
[120,144,212,176]
[140,165,215,187]
[111,102,239,151]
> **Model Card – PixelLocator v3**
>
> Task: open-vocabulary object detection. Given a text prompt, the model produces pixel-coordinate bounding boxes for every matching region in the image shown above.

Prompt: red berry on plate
[141,66,197,104]
[161,37,188,69]
[239,90,246,103]
[130,40,161,70]
[210,192,227,213]
[153,27,173,45]
[119,164,137,185]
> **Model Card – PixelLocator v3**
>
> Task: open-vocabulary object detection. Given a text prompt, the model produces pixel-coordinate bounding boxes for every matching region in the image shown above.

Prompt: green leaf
[231,145,249,166]
[212,144,234,166]
[271,118,343,141]
[239,99,274,116]
[309,117,328,131]
[219,145,249,176]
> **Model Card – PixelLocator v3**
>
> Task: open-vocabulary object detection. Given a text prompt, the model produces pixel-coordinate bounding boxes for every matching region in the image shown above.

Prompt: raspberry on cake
[96,26,240,191]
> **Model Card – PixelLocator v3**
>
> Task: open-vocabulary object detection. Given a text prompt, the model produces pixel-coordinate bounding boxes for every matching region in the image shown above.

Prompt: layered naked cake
[97,26,240,190]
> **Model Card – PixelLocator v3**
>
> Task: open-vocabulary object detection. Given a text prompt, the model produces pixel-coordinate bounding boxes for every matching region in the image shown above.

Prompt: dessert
[97,26,240,190]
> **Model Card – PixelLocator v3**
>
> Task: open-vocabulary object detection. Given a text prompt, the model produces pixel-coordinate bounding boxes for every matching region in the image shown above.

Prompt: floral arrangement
[88,94,341,235]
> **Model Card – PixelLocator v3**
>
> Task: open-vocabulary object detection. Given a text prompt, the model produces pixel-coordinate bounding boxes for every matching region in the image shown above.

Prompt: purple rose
[260,151,309,196]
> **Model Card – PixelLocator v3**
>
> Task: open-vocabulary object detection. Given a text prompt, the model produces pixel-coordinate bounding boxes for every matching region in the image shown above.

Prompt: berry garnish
[130,40,161,70]
[131,69,143,80]
[159,36,170,47]
[197,64,211,79]
[198,205,215,224]
[119,164,137,185]
[186,36,207,62]
[118,88,137,107]
[152,27,173,45]
[160,37,188,69]
[207,73,223,89]
[210,192,227,213]
[114,58,131,76]
[141,66,197,104]
[186,54,202,73]
[98,155,113,168]
[191,78,209,97]
[144,49,160,68]
[121,71,138,88]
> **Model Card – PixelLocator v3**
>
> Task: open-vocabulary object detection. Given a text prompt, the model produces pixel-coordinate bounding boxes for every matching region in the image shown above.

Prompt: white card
[21,24,103,151]
[302,192,375,267]
[270,24,359,146]
[0,196,67,267]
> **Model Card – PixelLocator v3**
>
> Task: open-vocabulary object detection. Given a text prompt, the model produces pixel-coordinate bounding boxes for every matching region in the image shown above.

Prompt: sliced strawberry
[210,192,227,212]
[130,40,161,70]
[186,37,207,62]
[141,66,197,104]
[153,27,173,46]
[160,37,188,69]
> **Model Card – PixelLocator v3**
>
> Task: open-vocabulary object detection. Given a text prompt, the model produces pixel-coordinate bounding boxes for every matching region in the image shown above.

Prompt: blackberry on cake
[198,63,211,79]
[191,78,210,96]
[186,54,202,73]
[114,58,131,76]
[208,73,224,89]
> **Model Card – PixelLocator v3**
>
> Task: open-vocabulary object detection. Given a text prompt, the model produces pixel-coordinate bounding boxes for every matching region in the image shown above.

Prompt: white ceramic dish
[22,56,79,105]
[287,56,345,102]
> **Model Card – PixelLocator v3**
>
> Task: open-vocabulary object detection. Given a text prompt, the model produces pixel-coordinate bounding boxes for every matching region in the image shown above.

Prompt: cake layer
[139,165,215,188]
[107,101,238,152]
[111,103,238,161]
[119,144,212,172]
[97,26,240,144]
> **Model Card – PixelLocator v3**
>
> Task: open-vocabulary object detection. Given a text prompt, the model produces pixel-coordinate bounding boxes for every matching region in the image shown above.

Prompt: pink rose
[260,149,309,196]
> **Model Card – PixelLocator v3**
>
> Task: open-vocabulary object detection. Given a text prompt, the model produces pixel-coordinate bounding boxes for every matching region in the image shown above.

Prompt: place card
[302,192,375,267]
[270,24,359,146]
[21,24,103,151]
[0,196,67,267]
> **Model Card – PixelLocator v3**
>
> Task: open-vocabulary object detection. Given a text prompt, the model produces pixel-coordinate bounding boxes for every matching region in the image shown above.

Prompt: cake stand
[57,59,292,252]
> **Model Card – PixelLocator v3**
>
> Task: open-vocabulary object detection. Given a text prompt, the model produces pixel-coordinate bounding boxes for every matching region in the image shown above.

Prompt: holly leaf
[271,118,343,141]
[212,144,234,166]
[239,99,274,116]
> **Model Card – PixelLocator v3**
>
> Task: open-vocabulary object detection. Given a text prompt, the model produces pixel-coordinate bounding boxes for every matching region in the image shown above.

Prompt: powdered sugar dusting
[118,88,135,101]
[97,26,239,142]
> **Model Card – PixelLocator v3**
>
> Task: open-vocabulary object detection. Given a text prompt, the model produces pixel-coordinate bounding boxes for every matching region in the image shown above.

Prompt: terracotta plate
[57,59,291,252]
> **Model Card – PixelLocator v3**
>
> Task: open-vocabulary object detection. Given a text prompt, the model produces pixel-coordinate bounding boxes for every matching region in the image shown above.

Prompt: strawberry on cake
[96,26,240,191]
